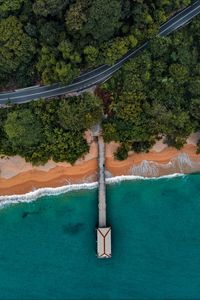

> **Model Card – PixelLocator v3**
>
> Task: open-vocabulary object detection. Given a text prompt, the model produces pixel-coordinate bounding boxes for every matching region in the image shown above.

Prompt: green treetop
[4,109,43,150]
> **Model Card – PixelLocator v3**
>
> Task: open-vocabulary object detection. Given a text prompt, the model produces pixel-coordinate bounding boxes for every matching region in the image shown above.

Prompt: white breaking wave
[0,173,185,208]
[0,182,98,207]
[106,173,184,184]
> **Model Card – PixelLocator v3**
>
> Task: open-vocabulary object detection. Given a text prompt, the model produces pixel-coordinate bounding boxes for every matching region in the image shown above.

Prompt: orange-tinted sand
[0,161,98,196]
[106,143,200,176]
[0,133,200,196]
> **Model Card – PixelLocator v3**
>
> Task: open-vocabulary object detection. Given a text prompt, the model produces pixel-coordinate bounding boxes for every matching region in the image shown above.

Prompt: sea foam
[0,173,185,207]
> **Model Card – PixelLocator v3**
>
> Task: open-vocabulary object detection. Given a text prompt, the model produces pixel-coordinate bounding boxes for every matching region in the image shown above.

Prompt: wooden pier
[96,135,111,259]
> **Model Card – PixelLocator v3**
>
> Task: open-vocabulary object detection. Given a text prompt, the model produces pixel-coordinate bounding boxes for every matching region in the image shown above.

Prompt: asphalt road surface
[0,0,200,105]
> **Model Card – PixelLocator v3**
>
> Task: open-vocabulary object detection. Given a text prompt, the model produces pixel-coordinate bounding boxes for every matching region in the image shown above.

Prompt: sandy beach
[0,132,200,196]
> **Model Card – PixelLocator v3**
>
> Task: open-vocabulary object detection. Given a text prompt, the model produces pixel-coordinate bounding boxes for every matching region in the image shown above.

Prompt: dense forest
[0,0,192,89]
[102,15,200,159]
[0,93,103,164]
[0,0,199,165]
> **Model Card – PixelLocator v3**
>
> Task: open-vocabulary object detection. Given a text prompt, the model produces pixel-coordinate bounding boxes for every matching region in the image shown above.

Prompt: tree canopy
[58,93,103,131]
[101,16,200,157]
[4,109,43,149]
[0,93,102,165]
[0,0,199,164]
[0,0,192,89]
[0,16,36,83]
[83,0,122,43]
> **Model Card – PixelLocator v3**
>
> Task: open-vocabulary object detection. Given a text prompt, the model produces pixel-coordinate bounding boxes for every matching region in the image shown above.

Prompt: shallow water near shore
[1,174,200,299]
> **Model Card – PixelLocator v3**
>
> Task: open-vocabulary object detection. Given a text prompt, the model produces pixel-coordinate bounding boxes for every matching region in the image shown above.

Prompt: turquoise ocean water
[1,174,200,299]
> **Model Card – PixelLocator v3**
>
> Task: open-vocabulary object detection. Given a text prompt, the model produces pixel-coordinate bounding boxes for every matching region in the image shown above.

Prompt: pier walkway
[98,136,106,228]
[96,134,111,258]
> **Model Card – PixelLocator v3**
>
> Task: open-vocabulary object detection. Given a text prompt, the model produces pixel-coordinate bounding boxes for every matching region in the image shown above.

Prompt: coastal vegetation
[0,1,199,164]
[101,15,200,159]
[0,93,103,165]
[0,0,192,89]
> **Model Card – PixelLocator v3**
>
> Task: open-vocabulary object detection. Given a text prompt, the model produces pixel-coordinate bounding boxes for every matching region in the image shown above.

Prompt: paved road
[0,0,200,105]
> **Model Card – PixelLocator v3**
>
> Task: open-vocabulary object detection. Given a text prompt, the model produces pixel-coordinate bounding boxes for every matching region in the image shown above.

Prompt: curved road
[0,0,200,105]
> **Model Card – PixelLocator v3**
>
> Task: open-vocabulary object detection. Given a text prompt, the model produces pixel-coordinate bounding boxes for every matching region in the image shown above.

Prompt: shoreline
[0,132,200,197]
[0,173,187,206]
